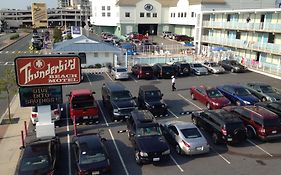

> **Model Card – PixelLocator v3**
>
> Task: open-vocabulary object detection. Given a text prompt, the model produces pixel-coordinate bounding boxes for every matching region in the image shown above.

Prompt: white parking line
[108,129,130,175]
[247,139,273,157]
[212,149,231,164]
[170,155,184,172]
[167,109,179,118]
[66,103,72,175]
[177,94,203,110]
[105,72,114,81]
[213,74,219,77]
[130,75,138,83]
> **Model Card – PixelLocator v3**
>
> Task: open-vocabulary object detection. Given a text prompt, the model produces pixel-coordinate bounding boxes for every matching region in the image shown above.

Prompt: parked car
[190,63,208,75]
[173,35,193,42]
[126,110,170,165]
[218,60,247,73]
[191,110,247,145]
[160,120,209,155]
[31,34,43,50]
[131,64,154,79]
[111,67,129,80]
[72,133,111,175]
[15,137,60,175]
[217,84,260,106]
[171,62,191,77]
[152,63,175,79]
[162,31,172,38]
[223,106,281,141]
[246,83,281,102]
[67,89,99,124]
[138,85,168,117]
[190,86,231,109]
[203,61,225,74]
[101,82,137,121]
[30,104,61,126]
[255,101,281,117]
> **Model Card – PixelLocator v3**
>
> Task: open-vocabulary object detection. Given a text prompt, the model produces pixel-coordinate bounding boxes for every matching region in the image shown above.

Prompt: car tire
[246,127,255,139]
[191,93,195,100]
[135,151,142,165]
[102,96,105,105]
[236,101,241,106]
[261,97,267,102]
[212,132,220,144]
[176,144,182,155]
[206,103,211,110]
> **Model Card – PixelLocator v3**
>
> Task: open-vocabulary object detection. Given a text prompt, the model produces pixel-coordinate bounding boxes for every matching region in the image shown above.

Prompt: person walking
[171,75,176,91]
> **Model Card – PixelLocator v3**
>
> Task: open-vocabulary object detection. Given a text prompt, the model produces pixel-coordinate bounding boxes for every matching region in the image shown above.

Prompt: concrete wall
[82,52,115,67]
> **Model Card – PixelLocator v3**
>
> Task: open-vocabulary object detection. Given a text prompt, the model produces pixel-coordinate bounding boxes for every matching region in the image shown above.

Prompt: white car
[30,104,61,125]
[111,67,129,80]
[203,61,225,74]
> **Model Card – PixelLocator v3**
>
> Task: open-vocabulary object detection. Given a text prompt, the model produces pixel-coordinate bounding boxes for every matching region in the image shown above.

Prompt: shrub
[95,63,102,68]
[10,34,19,40]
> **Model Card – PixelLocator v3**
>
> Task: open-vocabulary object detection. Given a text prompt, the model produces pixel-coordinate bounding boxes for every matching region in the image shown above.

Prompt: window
[107,12,111,17]
[153,13,157,17]
[140,12,144,17]
[227,14,231,21]
[102,6,105,11]
[170,13,173,17]
[146,13,151,17]
[191,12,195,17]
[181,12,183,17]
[107,6,110,10]
[102,12,105,17]
[178,12,180,17]
[78,53,86,64]
[94,53,98,57]
[236,32,241,39]
[125,12,130,17]
[173,13,176,17]
[184,12,187,17]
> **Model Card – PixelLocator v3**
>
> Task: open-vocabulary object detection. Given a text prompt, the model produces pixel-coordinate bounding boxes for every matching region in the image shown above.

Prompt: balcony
[202,36,281,55]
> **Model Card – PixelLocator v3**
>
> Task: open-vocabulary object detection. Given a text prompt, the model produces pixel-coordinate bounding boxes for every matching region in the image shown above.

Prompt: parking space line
[66,103,72,175]
[105,72,114,81]
[108,129,130,175]
[169,155,184,172]
[247,139,273,157]
[167,109,179,118]
[129,75,138,83]
[96,101,109,127]
[177,94,203,110]
[212,149,231,165]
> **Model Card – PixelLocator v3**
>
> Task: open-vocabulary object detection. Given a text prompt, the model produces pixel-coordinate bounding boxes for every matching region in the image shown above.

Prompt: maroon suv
[223,106,281,141]
[131,64,154,79]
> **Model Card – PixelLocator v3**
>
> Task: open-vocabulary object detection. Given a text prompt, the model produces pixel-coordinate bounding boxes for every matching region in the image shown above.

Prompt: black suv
[131,64,154,79]
[171,62,191,77]
[138,85,168,117]
[191,110,247,144]
[127,110,170,165]
[218,60,247,73]
[101,82,137,121]
[152,63,175,79]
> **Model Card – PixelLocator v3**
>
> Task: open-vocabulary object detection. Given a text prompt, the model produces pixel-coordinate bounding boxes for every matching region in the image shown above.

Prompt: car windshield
[116,68,127,72]
[72,95,96,109]
[145,90,162,101]
[230,61,239,66]
[136,126,162,137]
[111,91,132,100]
[207,89,224,98]
[260,85,274,93]
[269,102,281,110]
[263,118,281,127]
[209,62,219,67]
[80,151,106,165]
[162,66,174,72]
[193,64,203,68]
[20,155,50,172]
[225,122,244,132]
[235,88,251,96]
[181,128,202,139]
[180,64,190,69]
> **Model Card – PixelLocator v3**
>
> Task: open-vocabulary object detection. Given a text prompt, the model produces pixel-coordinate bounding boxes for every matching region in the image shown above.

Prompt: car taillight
[260,128,266,134]
[221,128,227,136]
[32,113,37,118]
[182,140,190,148]
[140,70,143,75]
[53,109,59,115]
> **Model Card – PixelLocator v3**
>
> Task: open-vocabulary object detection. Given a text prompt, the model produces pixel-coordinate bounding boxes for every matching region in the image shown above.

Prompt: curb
[0,33,30,51]
[0,94,18,124]
[248,68,281,80]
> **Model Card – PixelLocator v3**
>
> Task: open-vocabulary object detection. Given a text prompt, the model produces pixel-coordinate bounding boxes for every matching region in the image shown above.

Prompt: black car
[255,101,281,117]
[138,85,168,117]
[218,60,247,73]
[191,110,247,145]
[152,63,175,79]
[127,110,170,165]
[171,62,191,77]
[72,133,111,175]
[31,34,43,50]
[15,137,60,175]
[101,82,137,121]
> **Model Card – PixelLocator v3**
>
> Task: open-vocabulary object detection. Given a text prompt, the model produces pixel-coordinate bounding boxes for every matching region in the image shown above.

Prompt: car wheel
[261,97,267,102]
[206,103,211,110]
[191,93,196,100]
[246,127,255,139]
[176,144,182,155]
[231,68,234,73]
[236,101,241,106]
[192,117,198,126]
[212,132,220,144]
[135,151,142,165]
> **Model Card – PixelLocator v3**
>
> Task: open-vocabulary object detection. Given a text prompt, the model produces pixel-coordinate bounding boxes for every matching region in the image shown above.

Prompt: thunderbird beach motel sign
[14,55,81,87]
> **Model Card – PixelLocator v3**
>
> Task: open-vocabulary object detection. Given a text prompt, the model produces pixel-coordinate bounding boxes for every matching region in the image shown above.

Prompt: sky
[1,0,57,10]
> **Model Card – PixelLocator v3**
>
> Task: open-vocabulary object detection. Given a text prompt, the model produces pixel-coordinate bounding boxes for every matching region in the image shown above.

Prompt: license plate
[272,130,277,134]
[153,157,160,162]
[196,147,203,151]
[92,171,99,175]
[83,116,88,119]
[146,73,150,75]
[227,138,233,141]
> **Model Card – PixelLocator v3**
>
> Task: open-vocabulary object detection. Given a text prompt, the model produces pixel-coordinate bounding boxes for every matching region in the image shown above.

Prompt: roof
[53,35,121,53]
[207,109,242,123]
[75,134,103,152]
[139,85,159,91]
[244,106,279,119]
[189,0,225,5]
[168,121,196,130]
[71,89,92,96]
[116,0,178,7]
[104,82,126,92]
[131,110,155,124]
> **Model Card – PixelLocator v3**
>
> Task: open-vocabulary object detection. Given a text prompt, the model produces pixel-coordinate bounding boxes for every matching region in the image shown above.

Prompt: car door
[196,87,207,104]
[167,125,179,145]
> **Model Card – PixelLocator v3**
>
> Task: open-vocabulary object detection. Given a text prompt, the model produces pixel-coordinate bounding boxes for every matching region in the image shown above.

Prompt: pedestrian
[171,75,176,91]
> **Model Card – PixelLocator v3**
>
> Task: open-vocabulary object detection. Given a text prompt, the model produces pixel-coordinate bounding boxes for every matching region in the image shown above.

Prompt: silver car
[111,67,129,80]
[246,82,281,101]
[161,120,209,155]
[190,63,208,75]
[203,61,225,74]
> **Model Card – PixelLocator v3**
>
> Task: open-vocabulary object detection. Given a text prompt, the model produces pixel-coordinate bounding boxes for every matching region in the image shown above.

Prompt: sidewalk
[0,95,31,175]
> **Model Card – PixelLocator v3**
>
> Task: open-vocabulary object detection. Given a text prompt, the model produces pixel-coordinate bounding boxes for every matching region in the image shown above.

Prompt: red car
[190,86,231,109]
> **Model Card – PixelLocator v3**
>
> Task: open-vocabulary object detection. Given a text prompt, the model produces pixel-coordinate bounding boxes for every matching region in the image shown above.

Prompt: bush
[53,27,62,43]
[95,64,102,68]
[65,34,73,40]
[10,34,19,40]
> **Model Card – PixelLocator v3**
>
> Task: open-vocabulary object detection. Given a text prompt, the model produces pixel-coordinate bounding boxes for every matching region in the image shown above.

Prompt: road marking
[5,51,9,54]
[105,72,114,81]
[66,103,72,175]
[170,155,184,172]
[247,139,273,157]
[167,109,178,118]
[108,129,129,175]
[178,94,203,110]
[4,62,8,65]
[130,75,138,83]
[0,51,2,54]
[12,51,15,53]
[212,149,231,164]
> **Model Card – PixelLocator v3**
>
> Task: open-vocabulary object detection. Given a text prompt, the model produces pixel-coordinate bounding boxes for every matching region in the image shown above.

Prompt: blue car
[217,85,260,106]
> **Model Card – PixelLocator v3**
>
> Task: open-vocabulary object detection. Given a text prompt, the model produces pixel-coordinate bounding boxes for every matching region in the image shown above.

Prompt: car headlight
[235,67,239,70]
[243,100,251,105]
[162,149,170,155]
[161,104,166,108]
[140,151,148,157]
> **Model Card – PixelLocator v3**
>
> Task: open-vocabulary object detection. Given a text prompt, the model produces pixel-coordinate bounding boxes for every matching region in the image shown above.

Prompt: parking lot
[50,70,281,175]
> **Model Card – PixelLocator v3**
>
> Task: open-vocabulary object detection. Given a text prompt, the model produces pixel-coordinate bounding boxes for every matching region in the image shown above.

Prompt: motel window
[78,53,86,64]
[125,12,130,17]
[94,53,98,57]
[181,12,183,17]
[184,12,187,17]
[153,13,157,17]
[107,6,110,10]
[170,13,173,17]
[107,12,111,17]
[102,12,105,17]
[178,13,180,17]
[236,32,241,39]
[191,12,195,17]
[102,6,105,10]
[173,13,176,17]
[146,13,151,17]
[140,12,144,17]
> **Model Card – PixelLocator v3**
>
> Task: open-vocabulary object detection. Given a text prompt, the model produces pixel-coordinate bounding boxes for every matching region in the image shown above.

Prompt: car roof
[206,109,242,123]
[71,89,92,96]
[243,106,279,119]
[104,82,126,91]
[23,141,50,157]
[75,134,102,151]
[139,85,160,91]
[167,121,196,130]
[131,110,157,127]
